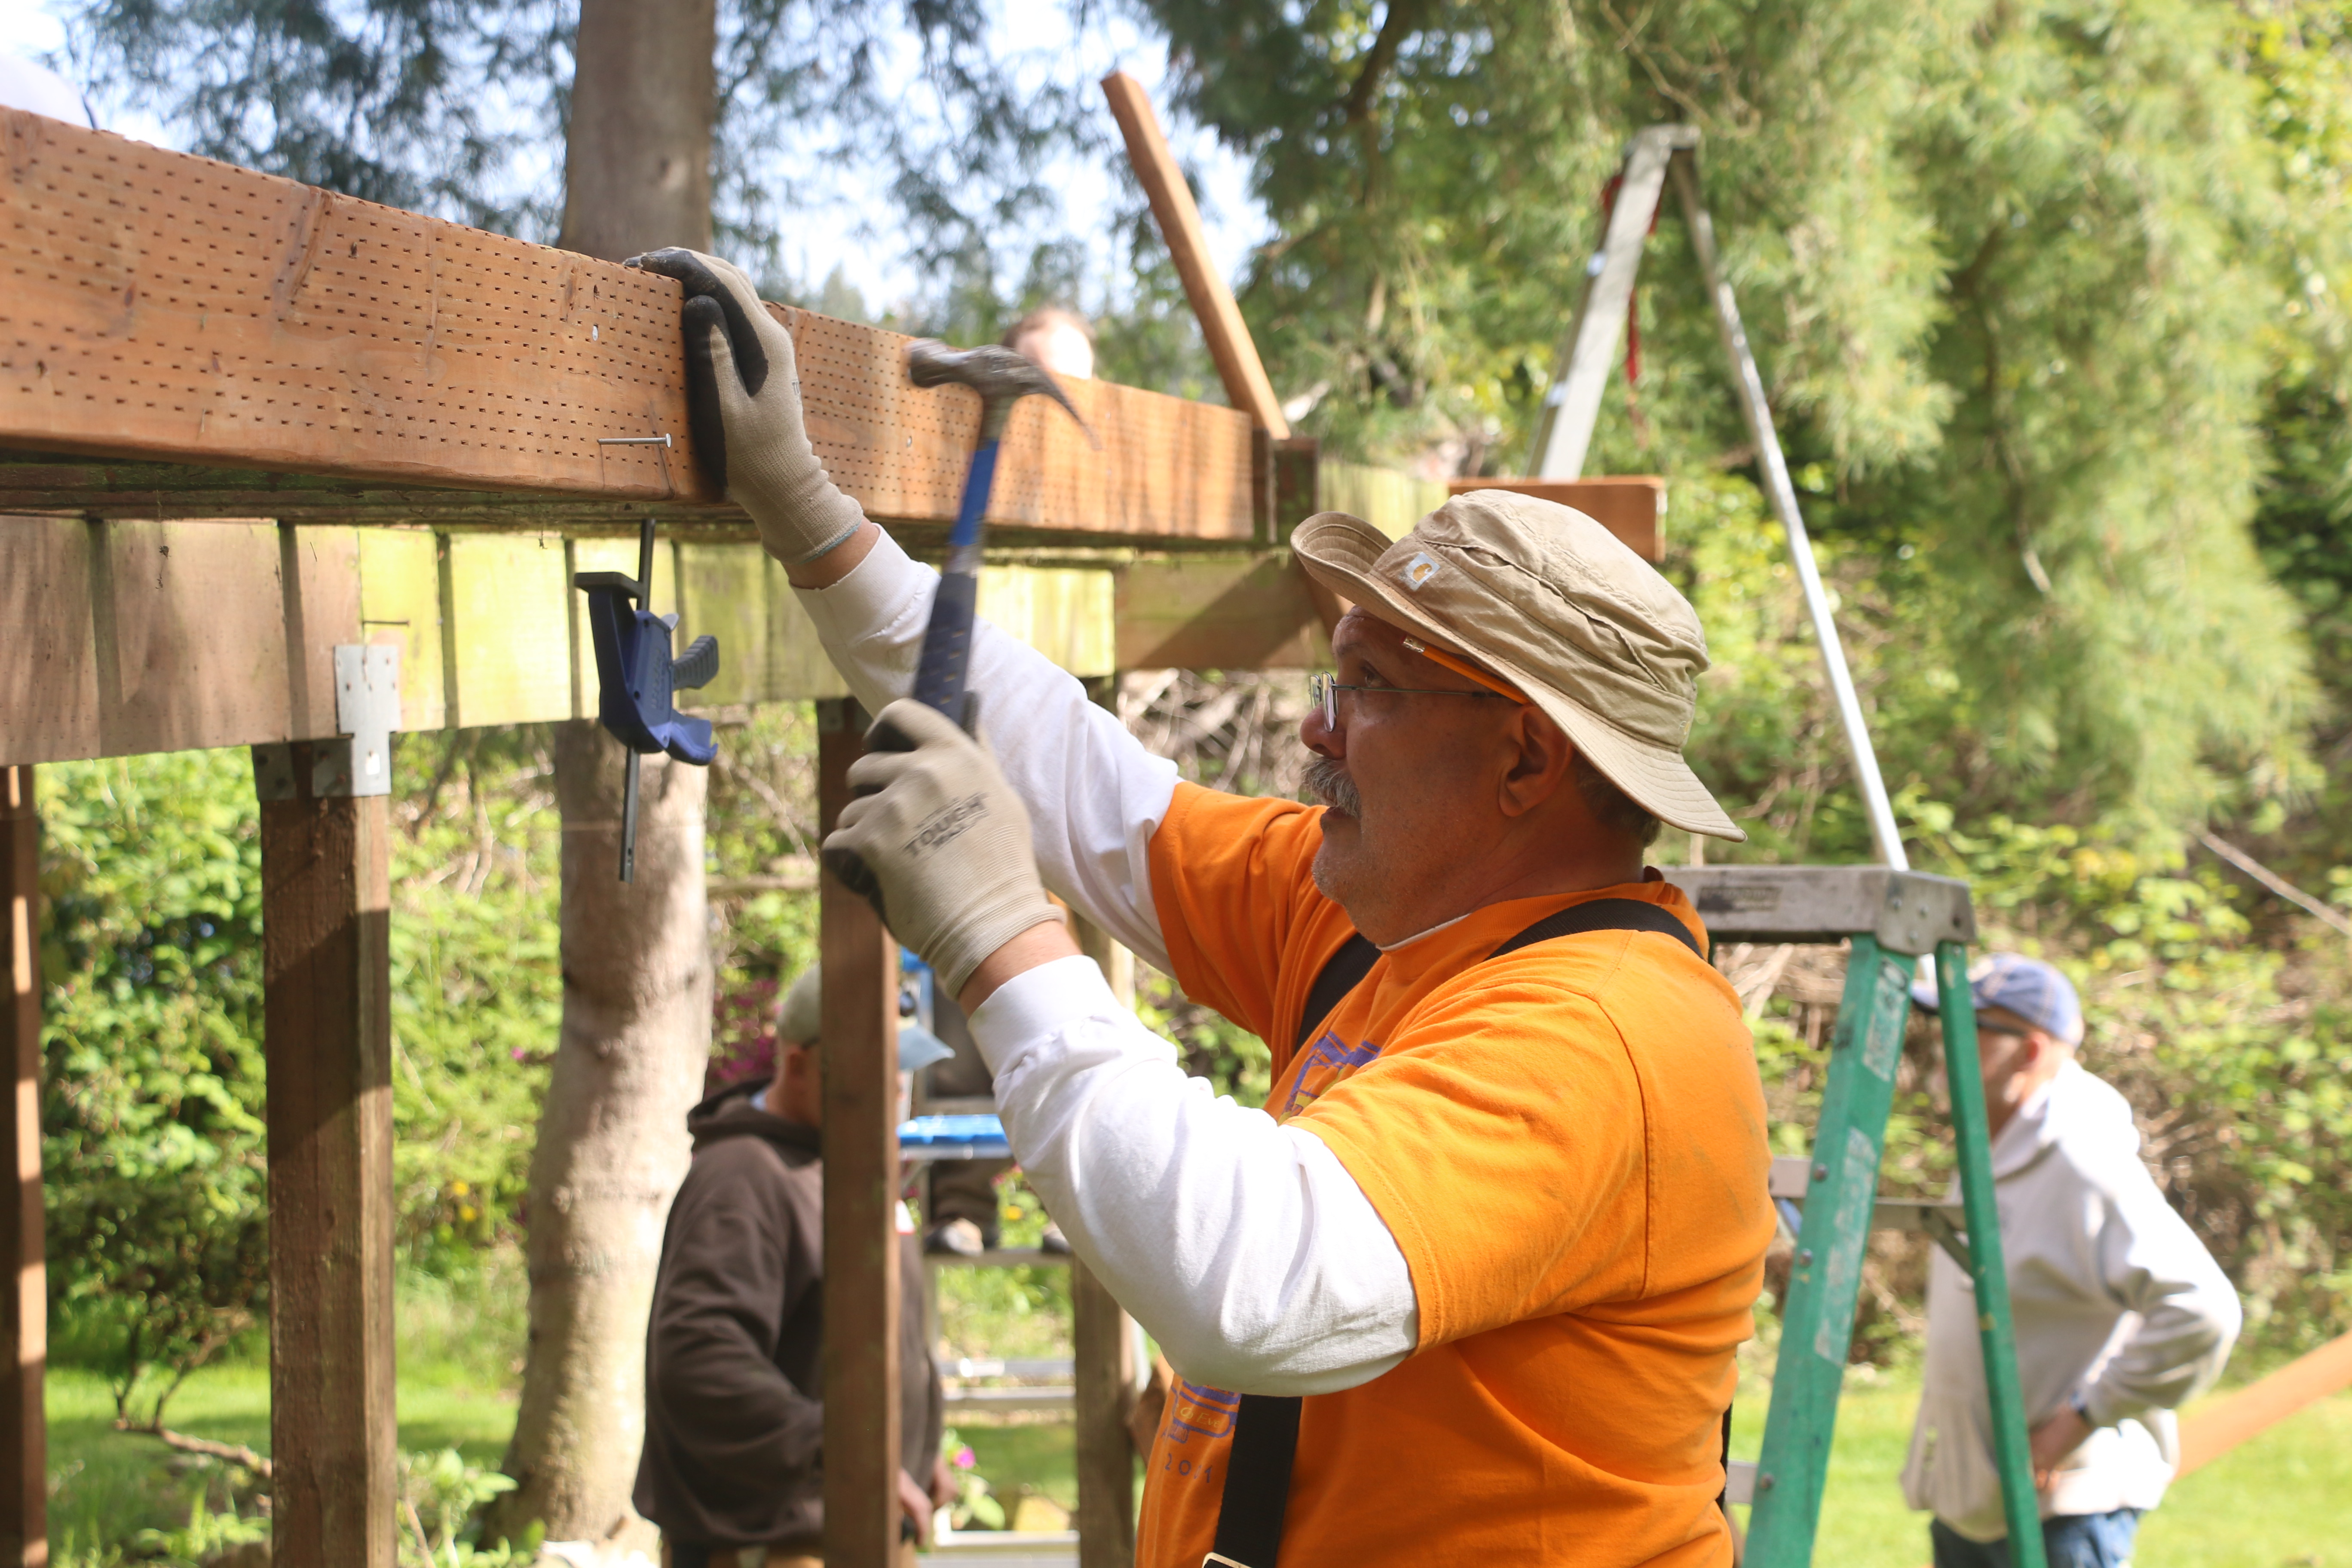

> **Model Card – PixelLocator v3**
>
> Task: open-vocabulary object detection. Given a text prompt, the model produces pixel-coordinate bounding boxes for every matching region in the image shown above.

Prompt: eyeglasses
[1310,672,1516,731]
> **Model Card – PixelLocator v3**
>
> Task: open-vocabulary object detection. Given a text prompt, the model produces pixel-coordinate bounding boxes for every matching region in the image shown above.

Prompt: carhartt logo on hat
[1290,488,1744,841]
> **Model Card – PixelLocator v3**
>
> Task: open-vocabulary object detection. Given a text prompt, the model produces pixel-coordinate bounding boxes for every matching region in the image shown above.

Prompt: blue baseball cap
[1909,952,2083,1046]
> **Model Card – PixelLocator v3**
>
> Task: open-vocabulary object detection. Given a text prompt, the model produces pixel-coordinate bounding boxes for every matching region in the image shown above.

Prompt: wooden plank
[92,518,293,756]
[442,534,572,729]
[1100,74,1289,439]
[816,698,901,1568]
[1322,461,1449,542]
[1113,555,1329,671]
[0,769,42,1568]
[280,524,361,740]
[0,107,1256,542]
[2178,1330,2352,1476]
[1446,477,1666,563]
[676,540,770,709]
[260,747,396,1568]
[977,566,1116,679]
[355,529,445,732]
[1071,914,1136,1568]
[0,515,99,765]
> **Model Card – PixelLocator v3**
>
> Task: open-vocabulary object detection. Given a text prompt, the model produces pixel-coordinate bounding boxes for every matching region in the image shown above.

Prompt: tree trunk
[490,3,718,1553]
[490,728,713,1553]
[557,0,718,264]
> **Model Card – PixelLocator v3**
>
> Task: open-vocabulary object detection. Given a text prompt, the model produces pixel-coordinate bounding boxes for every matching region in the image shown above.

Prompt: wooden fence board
[677,542,769,710]
[2179,1329,2352,1476]
[1114,555,1328,671]
[282,525,362,740]
[1,514,1316,766]
[443,534,572,729]
[355,529,445,731]
[0,108,1255,542]
[0,516,99,764]
[94,519,291,756]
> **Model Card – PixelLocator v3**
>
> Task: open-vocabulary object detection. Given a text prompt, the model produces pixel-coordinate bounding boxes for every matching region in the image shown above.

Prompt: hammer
[903,340,1093,726]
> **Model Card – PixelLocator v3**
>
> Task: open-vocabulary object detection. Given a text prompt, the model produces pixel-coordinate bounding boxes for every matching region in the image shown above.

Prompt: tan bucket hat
[1292,488,1744,841]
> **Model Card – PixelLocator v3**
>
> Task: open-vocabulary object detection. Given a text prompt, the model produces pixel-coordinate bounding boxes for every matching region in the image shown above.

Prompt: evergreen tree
[1142,0,2328,833]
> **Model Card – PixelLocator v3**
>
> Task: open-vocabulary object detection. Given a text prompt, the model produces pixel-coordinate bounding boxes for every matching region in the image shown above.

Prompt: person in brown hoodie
[634,968,951,1568]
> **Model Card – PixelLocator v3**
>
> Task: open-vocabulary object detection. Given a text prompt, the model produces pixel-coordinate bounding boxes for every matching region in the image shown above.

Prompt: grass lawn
[1730,1363,2352,1568]
[49,1245,2351,1566]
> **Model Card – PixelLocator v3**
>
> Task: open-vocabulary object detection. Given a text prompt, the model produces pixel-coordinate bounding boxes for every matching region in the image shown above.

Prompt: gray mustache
[1304,756,1362,818]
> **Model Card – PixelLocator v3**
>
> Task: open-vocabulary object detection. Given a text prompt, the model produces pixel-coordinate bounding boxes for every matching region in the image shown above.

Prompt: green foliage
[398,1447,539,1567]
[940,1428,1007,1531]
[38,751,271,1425]
[1141,0,2323,827]
[131,1485,270,1568]
[385,731,562,1269]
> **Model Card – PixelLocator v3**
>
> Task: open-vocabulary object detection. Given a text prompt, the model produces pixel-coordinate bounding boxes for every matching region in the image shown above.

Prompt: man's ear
[1497,707,1575,819]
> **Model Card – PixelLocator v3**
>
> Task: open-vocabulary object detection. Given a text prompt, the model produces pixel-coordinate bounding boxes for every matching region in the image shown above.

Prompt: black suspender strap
[1487,896,1703,962]
[1207,896,1705,1568]
[1291,932,1380,1052]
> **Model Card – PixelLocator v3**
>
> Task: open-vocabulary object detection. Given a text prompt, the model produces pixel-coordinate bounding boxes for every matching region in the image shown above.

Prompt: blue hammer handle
[910,437,999,728]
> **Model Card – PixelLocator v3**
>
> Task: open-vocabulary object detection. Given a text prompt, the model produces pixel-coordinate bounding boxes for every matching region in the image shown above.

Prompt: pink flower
[954,1446,976,1470]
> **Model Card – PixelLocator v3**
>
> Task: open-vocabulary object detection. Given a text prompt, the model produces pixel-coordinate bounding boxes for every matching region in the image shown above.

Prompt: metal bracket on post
[252,646,401,801]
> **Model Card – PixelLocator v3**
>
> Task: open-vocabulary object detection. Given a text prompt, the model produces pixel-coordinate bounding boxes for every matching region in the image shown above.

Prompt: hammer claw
[904,339,1099,447]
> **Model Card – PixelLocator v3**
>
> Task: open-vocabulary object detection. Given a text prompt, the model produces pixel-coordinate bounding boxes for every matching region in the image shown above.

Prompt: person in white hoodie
[1904,954,2241,1568]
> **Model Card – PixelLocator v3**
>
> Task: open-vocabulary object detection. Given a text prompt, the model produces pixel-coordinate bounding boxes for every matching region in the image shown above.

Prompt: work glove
[821,699,1063,999]
[626,246,867,566]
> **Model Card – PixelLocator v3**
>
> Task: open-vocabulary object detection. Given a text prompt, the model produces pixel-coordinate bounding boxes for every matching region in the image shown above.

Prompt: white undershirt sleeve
[971,956,1420,1395]
[798,533,1422,1389]
[793,533,1177,971]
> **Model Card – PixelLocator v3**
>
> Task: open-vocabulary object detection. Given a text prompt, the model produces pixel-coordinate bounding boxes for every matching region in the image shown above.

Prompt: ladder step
[1724,1459,1757,1507]
[1769,1157,1966,1234]
[1664,865,1973,951]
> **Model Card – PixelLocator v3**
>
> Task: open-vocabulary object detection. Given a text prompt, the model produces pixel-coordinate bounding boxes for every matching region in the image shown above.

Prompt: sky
[0,0,1274,317]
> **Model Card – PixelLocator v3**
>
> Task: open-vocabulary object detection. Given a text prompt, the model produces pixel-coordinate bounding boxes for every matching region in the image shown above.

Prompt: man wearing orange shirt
[632,247,1775,1568]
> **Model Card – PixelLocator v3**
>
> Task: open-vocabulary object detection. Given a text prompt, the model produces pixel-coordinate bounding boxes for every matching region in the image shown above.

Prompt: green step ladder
[1664,865,2048,1568]
[1532,121,2051,1565]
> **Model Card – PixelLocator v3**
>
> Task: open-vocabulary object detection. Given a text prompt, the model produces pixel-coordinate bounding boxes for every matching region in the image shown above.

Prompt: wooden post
[1101,73,1292,438]
[817,699,902,1568]
[1070,676,1139,1564]
[259,743,396,1568]
[0,768,43,1568]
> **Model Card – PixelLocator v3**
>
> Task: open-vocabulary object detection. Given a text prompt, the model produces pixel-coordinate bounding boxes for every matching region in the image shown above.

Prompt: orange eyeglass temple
[1401,636,1530,704]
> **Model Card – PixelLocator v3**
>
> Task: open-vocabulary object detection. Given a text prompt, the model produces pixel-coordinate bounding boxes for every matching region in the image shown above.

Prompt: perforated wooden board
[0,109,1256,540]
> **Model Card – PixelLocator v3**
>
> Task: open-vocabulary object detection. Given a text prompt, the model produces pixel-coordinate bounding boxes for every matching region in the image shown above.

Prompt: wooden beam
[1446,477,1666,563]
[2178,1329,2352,1477]
[0,108,1253,542]
[0,769,43,1568]
[260,743,397,1568]
[1100,75,1290,439]
[816,699,901,1568]
[1112,555,1328,671]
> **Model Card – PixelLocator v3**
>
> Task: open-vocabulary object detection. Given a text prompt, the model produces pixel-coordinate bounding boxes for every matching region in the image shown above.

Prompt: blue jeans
[1932,1510,2144,1568]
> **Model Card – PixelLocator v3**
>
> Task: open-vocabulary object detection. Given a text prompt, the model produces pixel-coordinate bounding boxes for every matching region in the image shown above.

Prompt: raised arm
[625,246,1177,968]
[793,529,1178,971]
